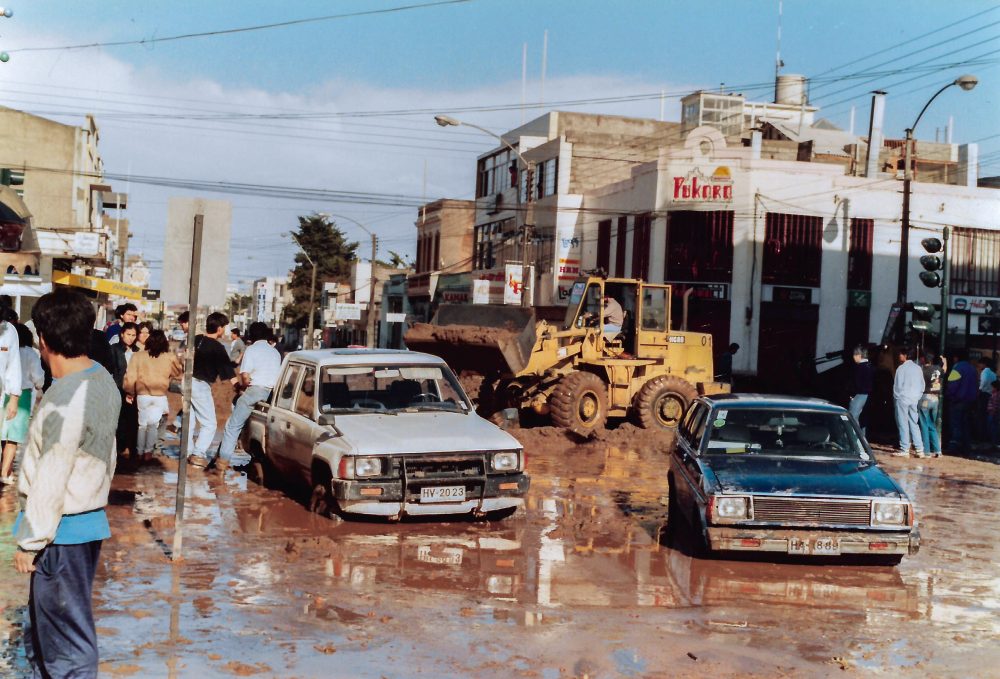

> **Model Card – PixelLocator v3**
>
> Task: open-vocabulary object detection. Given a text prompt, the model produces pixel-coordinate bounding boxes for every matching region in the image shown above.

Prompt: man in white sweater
[893,346,926,458]
[13,289,120,678]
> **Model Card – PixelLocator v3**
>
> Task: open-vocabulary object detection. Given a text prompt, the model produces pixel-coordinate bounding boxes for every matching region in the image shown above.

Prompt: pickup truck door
[674,403,709,518]
[268,363,303,473]
[286,365,320,476]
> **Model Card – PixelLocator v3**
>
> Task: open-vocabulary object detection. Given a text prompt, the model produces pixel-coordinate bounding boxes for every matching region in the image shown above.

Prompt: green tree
[285,214,359,329]
[386,250,411,269]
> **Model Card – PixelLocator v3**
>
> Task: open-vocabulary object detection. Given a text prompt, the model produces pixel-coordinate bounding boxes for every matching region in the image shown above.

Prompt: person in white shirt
[215,322,282,471]
[0,323,36,483]
[892,347,926,458]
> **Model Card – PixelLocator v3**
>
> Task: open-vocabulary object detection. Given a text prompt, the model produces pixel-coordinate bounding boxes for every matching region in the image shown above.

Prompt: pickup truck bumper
[332,472,530,517]
[705,526,920,556]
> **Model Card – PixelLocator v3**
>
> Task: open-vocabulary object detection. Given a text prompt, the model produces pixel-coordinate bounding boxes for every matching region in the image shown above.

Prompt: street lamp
[435,114,535,307]
[317,212,379,349]
[286,232,317,350]
[896,74,978,304]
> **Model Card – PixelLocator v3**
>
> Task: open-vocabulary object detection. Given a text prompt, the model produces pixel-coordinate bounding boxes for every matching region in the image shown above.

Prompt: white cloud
[0,34,699,287]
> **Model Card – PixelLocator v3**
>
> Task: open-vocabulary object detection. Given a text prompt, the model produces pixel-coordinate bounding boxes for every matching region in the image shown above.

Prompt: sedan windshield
[319,364,470,414]
[705,408,867,459]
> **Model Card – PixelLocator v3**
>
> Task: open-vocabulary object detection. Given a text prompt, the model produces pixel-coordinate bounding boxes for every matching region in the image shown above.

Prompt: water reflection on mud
[0,438,998,676]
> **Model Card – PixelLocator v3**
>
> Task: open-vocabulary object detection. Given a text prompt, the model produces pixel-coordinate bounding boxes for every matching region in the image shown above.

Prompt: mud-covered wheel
[550,371,608,437]
[308,467,337,520]
[635,375,698,430]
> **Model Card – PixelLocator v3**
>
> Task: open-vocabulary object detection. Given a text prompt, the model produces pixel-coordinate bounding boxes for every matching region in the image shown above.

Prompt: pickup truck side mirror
[317,413,336,427]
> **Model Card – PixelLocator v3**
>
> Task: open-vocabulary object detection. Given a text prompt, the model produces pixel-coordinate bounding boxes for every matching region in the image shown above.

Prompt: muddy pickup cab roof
[284,348,447,367]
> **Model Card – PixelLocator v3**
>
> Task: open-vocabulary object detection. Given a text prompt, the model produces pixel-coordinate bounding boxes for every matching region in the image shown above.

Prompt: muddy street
[2,430,999,678]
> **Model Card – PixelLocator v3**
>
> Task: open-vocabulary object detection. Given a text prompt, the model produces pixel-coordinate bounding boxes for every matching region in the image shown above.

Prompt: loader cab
[564,277,641,354]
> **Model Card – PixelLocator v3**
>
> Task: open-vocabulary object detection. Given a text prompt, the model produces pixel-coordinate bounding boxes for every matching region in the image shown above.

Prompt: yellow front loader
[405,276,729,437]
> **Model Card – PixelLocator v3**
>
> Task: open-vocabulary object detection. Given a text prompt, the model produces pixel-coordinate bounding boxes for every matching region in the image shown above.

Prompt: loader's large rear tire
[550,371,608,438]
[636,375,698,430]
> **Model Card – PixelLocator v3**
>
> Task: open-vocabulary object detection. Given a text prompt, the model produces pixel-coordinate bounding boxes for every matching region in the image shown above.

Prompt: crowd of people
[0,290,286,677]
[848,343,999,458]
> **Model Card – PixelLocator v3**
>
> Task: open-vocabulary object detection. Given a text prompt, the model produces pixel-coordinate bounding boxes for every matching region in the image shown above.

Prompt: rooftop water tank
[775,74,808,106]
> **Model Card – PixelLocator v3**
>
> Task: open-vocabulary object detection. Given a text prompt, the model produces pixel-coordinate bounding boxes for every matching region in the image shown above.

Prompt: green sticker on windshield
[713,419,726,428]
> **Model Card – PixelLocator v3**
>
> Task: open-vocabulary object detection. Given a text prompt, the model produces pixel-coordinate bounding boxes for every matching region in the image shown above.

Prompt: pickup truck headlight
[872,501,907,526]
[354,457,382,478]
[712,496,749,522]
[491,451,521,472]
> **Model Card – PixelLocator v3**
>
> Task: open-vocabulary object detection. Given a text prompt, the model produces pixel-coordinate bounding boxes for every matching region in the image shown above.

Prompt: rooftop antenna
[775,0,784,80]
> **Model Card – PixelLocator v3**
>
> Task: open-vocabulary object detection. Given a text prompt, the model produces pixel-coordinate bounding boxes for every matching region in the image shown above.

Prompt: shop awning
[52,271,144,300]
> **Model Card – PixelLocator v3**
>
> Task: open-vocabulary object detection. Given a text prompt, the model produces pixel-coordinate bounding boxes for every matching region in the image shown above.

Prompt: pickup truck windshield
[318,364,470,414]
[704,408,868,459]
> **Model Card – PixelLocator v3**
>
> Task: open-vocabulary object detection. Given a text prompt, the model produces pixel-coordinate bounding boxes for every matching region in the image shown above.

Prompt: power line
[8,0,475,53]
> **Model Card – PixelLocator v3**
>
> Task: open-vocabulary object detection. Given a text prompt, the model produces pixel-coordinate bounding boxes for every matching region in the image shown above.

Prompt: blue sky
[3,0,998,288]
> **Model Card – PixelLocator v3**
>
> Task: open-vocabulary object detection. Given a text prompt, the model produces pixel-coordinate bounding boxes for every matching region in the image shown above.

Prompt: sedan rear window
[705,408,867,459]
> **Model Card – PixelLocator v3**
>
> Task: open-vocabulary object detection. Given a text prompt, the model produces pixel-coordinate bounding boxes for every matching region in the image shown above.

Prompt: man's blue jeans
[918,394,940,454]
[217,385,272,462]
[849,394,868,433]
[25,541,102,679]
[895,399,923,454]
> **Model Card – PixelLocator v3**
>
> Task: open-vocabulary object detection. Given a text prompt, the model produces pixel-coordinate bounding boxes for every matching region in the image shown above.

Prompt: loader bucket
[404,304,537,376]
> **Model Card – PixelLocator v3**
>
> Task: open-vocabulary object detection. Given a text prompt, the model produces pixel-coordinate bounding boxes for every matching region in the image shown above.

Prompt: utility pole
[367,233,378,348]
[306,259,317,350]
[897,126,914,304]
[521,163,535,308]
[172,213,203,561]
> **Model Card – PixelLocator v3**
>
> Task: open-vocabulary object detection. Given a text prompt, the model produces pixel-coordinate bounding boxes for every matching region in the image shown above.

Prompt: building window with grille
[665,211,734,282]
[951,227,1000,297]
[762,213,823,287]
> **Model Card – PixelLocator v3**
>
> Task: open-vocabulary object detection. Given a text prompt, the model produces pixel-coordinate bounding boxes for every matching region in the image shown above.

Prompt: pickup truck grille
[752,497,871,526]
[403,455,485,479]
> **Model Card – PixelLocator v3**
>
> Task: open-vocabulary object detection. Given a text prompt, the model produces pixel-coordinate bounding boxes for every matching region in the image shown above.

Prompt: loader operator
[602,295,624,339]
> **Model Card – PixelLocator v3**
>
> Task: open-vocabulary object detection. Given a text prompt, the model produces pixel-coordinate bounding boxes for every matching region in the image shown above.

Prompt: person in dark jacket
[110,322,139,458]
[946,350,978,454]
[848,344,875,435]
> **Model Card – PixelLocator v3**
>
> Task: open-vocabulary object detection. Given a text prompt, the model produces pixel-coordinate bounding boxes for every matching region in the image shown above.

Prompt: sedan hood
[331,411,521,455]
[706,455,903,498]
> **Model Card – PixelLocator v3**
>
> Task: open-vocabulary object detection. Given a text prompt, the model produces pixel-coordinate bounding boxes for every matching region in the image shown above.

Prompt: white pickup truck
[241,348,529,521]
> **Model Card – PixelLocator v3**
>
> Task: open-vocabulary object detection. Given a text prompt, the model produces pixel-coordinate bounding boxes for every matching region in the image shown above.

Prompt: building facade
[0,108,129,320]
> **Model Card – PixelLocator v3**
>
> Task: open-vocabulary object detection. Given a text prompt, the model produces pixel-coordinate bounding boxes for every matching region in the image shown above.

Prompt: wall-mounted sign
[334,303,363,321]
[386,312,407,323]
[141,289,160,301]
[848,290,871,308]
[951,296,1000,314]
[72,231,101,256]
[672,167,734,202]
[472,279,490,305]
[669,282,730,301]
[504,264,523,305]
[772,286,813,304]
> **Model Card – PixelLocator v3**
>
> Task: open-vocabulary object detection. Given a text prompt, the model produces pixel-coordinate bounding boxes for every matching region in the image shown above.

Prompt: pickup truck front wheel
[309,480,337,519]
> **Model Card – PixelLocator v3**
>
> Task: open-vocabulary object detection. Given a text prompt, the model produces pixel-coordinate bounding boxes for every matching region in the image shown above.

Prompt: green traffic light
[0,53,9,63]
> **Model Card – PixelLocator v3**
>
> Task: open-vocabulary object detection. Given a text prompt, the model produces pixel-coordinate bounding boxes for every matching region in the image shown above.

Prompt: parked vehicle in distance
[668,394,920,565]
[242,349,529,521]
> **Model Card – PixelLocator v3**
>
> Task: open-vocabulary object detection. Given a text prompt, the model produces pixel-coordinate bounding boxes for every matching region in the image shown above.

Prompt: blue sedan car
[668,394,920,565]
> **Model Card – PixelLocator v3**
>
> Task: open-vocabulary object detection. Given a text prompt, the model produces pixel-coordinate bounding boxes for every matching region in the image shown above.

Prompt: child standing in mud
[12,289,120,678]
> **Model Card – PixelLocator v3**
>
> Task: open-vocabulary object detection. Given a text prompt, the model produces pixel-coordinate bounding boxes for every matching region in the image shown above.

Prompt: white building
[250,276,290,328]
[582,123,995,385]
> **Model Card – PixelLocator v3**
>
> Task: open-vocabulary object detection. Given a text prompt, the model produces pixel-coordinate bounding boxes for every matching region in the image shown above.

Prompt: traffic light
[910,301,935,333]
[919,237,943,288]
